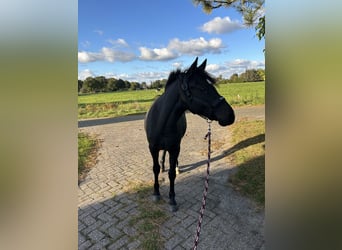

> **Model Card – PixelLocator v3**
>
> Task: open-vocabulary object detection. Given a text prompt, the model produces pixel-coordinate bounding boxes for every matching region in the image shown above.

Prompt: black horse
[144,57,235,211]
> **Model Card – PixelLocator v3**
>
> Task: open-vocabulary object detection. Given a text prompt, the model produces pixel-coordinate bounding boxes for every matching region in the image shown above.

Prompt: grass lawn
[78,89,162,119]
[126,181,169,250]
[78,132,100,183]
[216,81,265,106]
[228,119,265,206]
[78,82,264,119]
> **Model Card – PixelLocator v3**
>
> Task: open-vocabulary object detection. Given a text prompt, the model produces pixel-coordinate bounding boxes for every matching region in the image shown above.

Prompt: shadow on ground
[179,133,265,173]
[78,114,146,128]
[78,133,265,249]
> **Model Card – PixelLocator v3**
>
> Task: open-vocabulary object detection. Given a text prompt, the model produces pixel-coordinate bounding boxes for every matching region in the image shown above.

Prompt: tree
[80,77,94,93]
[229,73,240,83]
[129,82,140,90]
[151,79,164,89]
[116,79,126,90]
[78,80,83,93]
[80,76,105,93]
[239,69,263,82]
[94,76,107,92]
[257,68,265,81]
[107,78,118,92]
[160,79,167,88]
[141,82,148,89]
[193,0,265,40]
[124,80,131,90]
[245,69,263,81]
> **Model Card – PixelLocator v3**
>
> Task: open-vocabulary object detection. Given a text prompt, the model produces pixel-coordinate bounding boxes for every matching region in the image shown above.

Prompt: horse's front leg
[150,147,161,201]
[168,146,180,212]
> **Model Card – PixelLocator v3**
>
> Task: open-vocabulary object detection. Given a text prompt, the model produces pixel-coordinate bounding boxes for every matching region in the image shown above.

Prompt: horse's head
[179,57,235,126]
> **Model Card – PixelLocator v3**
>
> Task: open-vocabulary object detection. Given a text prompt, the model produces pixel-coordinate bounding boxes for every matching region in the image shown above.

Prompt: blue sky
[78,0,265,82]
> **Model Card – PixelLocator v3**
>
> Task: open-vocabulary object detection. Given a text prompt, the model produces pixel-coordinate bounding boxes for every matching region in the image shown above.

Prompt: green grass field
[78,81,264,119]
[78,89,162,119]
[78,89,161,104]
[216,81,265,106]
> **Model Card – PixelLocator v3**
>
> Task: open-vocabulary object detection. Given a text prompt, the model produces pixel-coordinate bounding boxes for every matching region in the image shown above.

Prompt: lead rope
[192,119,212,250]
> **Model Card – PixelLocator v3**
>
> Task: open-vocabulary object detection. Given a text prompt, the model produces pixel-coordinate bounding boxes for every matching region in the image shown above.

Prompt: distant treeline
[78,68,265,94]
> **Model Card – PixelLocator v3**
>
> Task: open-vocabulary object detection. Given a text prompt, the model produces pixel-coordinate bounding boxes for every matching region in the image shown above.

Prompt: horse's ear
[188,57,198,73]
[198,59,207,71]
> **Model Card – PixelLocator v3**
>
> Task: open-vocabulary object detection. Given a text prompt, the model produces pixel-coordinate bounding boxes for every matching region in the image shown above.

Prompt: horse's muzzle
[218,116,235,126]
[216,102,235,126]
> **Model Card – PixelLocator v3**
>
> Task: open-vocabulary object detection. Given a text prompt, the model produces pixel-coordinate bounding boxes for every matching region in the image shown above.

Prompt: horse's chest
[158,137,181,150]
[156,127,181,148]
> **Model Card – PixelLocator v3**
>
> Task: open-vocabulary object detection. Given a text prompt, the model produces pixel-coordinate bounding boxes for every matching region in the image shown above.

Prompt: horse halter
[179,74,225,117]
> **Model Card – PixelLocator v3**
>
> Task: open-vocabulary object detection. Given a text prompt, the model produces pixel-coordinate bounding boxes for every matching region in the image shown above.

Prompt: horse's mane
[165,68,216,90]
[165,69,181,90]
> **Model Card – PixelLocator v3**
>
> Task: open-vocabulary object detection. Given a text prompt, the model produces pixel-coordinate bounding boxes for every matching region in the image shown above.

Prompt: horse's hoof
[170,204,178,212]
[152,195,161,202]
[169,200,178,212]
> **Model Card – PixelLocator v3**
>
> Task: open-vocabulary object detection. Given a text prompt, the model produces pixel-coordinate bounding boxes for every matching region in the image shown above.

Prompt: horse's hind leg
[168,146,180,212]
[161,150,180,175]
[176,160,180,175]
[160,150,166,172]
[150,147,161,201]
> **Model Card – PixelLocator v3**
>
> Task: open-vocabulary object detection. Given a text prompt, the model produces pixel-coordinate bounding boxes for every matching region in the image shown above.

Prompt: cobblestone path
[78,106,265,249]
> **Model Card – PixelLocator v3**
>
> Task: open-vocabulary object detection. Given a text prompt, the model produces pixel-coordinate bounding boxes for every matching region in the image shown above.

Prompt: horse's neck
[160,83,185,132]
[162,83,185,126]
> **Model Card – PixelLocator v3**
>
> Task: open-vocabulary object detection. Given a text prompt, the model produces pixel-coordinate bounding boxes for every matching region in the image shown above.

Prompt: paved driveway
[78,105,265,249]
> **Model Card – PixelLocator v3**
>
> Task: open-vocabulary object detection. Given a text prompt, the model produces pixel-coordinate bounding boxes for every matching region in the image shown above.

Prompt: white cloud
[203,59,265,79]
[200,16,244,34]
[79,37,225,63]
[139,37,224,61]
[93,29,104,35]
[139,47,177,61]
[104,71,169,83]
[78,48,136,63]
[206,63,223,72]
[80,40,91,48]
[107,38,128,47]
[229,59,265,69]
[222,59,265,77]
[78,69,94,80]
[172,61,183,69]
[101,47,136,62]
[78,51,102,63]
[134,71,169,82]
[168,37,224,55]
[79,58,265,82]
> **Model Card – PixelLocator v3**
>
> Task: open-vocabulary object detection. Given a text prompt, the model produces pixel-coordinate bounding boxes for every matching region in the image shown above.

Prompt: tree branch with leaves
[193,0,265,40]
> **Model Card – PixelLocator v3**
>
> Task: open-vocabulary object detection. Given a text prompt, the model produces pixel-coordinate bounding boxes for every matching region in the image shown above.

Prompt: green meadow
[78,81,264,119]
